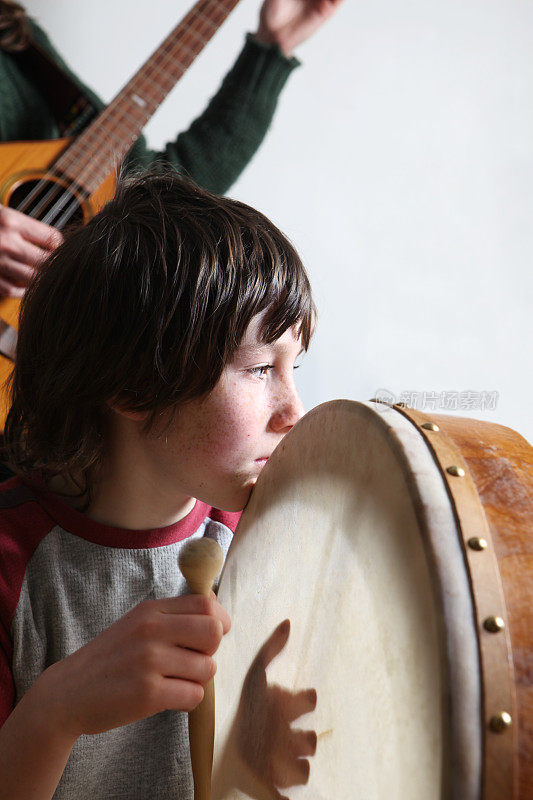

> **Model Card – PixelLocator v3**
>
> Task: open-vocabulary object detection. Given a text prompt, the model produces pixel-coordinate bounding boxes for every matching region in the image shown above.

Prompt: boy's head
[5,171,315,509]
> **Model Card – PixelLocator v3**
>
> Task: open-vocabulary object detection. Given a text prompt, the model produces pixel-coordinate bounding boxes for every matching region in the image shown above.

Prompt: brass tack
[446,465,466,477]
[468,537,488,551]
[484,616,505,633]
[489,712,512,733]
[421,422,440,432]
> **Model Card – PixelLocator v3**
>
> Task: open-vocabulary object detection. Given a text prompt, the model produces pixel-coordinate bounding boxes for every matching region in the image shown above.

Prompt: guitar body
[0,138,117,428]
[0,137,117,221]
[0,0,242,432]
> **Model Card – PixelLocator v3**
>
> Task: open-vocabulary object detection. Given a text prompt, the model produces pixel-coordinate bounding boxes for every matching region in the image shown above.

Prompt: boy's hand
[34,594,230,739]
[236,620,317,792]
[212,620,317,799]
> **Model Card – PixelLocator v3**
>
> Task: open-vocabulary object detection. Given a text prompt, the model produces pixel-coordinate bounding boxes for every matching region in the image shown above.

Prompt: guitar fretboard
[56,0,240,195]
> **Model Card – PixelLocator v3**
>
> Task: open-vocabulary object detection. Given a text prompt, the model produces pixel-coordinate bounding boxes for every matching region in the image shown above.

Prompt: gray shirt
[0,479,238,799]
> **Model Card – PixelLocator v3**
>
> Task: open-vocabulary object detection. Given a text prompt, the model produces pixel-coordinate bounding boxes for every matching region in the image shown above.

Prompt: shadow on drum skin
[212,619,318,800]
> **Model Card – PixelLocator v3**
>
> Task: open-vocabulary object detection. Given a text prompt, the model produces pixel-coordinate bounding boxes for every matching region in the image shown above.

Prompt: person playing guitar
[0,0,344,298]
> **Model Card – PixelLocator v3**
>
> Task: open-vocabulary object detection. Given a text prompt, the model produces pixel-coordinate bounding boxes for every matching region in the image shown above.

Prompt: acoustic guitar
[0,0,241,429]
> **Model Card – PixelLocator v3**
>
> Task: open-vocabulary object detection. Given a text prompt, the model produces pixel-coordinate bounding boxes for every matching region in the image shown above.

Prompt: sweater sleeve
[126,35,300,195]
[28,21,299,196]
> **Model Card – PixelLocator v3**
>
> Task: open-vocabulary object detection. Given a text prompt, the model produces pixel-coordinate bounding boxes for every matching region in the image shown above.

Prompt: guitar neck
[56,0,240,195]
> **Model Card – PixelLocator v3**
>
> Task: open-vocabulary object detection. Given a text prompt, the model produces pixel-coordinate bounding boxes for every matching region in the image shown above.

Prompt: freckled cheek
[190,407,249,466]
[201,405,263,467]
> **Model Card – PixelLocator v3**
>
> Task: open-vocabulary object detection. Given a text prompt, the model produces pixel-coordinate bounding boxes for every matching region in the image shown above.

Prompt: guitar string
[16,0,231,222]
[12,16,209,225]
[55,0,228,188]
[53,15,220,212]
[49,6,237,229]
[17,0,226,227]
[16,0,235,230]
[48,0,231,228]
[56,0,237,220]
[21,27,196,227]
[14,1,219,219]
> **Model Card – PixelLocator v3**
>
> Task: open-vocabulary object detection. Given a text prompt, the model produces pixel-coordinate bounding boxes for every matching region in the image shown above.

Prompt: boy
[0,172,315,799]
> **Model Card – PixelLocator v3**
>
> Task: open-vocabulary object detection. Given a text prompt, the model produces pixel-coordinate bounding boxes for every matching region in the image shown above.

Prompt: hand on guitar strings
[254,0,345,57]
[0,205,62,297]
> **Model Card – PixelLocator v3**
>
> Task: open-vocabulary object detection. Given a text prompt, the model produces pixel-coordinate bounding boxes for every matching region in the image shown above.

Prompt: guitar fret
[86,39,193,140]
[134,36,194,88]
[65,128,129,185]
[55,0,240,193]
[195,9,219,34]
[135,54,190,101]
[149,36,202,79]
[106,125,134,151]
[125,107,151,129]
[200,0,232,22]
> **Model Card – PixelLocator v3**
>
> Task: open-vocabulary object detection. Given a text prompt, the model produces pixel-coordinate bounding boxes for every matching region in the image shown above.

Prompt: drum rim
[215,399,491,799]
[363,399,484,800]
[391,401,518,799]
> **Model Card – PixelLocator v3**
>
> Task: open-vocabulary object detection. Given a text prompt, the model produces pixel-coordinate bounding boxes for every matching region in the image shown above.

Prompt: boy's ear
[106,399,149,422]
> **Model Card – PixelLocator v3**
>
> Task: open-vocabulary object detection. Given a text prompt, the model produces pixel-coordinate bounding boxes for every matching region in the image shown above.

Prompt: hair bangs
[226,219,316,358]
[4,170,316,486]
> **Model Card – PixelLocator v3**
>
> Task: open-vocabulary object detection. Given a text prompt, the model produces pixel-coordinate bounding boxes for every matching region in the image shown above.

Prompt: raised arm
[127,34,299,195]
[128,0,346,194]
[254,0,345,56]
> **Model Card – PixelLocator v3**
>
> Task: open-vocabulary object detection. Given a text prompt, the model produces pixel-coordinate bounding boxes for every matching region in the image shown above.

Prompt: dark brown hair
[0,1,30,52]
[4,171,315,485]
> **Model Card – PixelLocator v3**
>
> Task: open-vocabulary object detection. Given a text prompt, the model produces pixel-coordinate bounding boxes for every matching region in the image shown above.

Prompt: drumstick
[179,538,224,800]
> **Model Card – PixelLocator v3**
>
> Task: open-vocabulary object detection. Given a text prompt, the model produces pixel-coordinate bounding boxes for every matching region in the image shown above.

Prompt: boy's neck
[94,409,198,530]
[49,424,197,531]
[86,474,196,531]
[49,470,196,531]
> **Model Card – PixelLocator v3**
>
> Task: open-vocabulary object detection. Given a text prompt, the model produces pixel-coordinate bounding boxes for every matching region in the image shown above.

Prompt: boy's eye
[248,365,274,378]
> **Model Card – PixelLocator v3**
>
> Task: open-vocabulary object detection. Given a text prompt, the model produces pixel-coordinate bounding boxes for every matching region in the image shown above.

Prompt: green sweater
[0,21,299,194]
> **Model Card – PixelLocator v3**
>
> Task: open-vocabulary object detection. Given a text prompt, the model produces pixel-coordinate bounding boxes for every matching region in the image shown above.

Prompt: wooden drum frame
[209,401,532,800]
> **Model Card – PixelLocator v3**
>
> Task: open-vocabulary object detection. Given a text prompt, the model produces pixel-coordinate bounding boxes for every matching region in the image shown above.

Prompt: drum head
[213,401,481,800]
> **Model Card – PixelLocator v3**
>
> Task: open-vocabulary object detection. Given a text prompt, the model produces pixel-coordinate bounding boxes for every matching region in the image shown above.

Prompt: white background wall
[24,0,533,441]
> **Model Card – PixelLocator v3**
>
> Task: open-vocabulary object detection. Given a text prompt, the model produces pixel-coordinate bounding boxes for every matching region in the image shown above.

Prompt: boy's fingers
[161,645,217,685]
[160,676,205,713]
[286,688,317,722]
[156,594,231,633]
[252,619,290,672]
[288,728,317,758]
[276,755,311,788]
[161,613,224,655]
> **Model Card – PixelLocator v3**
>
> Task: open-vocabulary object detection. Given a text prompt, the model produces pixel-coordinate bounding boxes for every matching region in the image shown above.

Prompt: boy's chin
[220,486,255,513]
[199,481,255,513]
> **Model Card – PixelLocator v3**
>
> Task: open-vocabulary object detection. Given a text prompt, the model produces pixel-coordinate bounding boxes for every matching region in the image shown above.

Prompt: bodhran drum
[211,400,532,800]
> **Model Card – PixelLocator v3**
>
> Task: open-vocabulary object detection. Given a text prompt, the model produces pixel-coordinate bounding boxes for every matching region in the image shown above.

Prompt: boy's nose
[269,388,305,435]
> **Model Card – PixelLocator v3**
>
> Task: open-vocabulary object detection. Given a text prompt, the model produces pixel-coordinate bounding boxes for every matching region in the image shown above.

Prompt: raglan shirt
[0,477,240,799]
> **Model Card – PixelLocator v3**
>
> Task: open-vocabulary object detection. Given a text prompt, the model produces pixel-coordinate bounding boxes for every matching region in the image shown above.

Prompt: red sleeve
[0,479,55,726]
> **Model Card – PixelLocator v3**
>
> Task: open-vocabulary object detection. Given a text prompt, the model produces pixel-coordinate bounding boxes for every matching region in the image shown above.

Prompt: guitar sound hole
[8,178,85,230]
